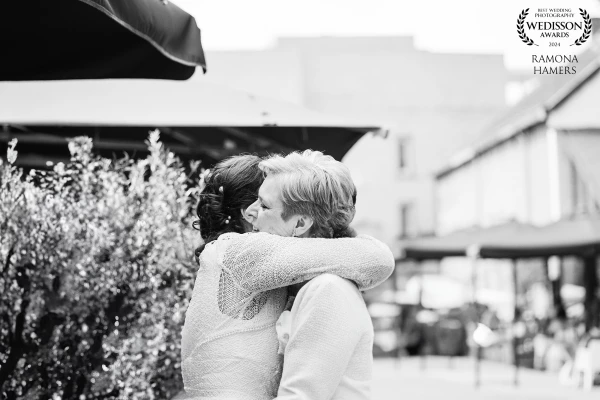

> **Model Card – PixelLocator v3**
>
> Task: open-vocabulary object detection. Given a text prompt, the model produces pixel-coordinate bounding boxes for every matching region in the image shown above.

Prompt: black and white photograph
[1,0,600,399]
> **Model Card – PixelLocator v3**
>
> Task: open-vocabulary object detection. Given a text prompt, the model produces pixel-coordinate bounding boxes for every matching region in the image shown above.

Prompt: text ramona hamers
[532,54,577,63]
[532,54,577,75]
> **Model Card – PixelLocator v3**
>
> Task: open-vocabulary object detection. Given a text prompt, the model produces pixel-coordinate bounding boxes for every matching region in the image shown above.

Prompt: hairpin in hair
[192,220,201,231]
[224,215,232,224]
[219,186,224,194]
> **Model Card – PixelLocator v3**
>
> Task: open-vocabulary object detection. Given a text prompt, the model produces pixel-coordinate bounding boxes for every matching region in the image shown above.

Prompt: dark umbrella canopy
[402,216,600,333]
[401,229,475,260]
[402,216,600,260]
[401,221,538,261]
[479,215,600,258]
[478,216,600,331]
[0,0,206,81]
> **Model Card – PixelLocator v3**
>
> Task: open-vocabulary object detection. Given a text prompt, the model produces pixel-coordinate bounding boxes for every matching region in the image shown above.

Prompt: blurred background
[2,0,600,398]
[173,0,600,390]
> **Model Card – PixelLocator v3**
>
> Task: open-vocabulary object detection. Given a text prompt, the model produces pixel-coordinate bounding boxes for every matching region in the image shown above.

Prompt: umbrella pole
[392,264,402,369]
[467,245,481,389]
[418,268,424,308]
[547,256,565,320]
[583,253,599,331]
[512,259,520,387]
[418,267,427,370]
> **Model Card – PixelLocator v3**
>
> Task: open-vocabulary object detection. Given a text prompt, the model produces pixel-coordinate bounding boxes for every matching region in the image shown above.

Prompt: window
[399,203,415,238]
[570,160,597,214]
[398,137,412,172]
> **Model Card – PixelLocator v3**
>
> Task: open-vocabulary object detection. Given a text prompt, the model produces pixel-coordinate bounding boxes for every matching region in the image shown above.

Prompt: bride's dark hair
[193,155,263,257]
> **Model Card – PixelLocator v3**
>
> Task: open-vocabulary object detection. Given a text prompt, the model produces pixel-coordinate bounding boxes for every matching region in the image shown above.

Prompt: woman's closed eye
[259,201,269,210]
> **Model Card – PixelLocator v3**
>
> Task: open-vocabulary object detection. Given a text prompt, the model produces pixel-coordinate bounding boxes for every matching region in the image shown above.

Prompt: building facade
[195,36,509,256]
[437,49,600,234]
[433,46,600,308]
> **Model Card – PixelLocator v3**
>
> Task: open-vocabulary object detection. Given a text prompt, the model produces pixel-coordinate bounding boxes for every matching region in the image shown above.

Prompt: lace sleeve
[220,232,394,292]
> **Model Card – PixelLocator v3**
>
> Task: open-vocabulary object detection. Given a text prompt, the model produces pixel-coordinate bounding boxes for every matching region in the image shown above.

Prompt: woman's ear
[240,208,255,233]
[240,208,254,223]
[294,216,314,237]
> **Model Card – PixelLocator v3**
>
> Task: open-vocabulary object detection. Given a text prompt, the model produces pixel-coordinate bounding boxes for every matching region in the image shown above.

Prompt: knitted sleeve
[218,232,395,292]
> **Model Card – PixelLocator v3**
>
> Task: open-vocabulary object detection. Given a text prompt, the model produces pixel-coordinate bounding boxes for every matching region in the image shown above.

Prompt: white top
[180,232,394,400]
[276,274,373,400]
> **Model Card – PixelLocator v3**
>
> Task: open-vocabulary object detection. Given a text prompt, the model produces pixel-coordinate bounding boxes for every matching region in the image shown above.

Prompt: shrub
[0,131,201,399]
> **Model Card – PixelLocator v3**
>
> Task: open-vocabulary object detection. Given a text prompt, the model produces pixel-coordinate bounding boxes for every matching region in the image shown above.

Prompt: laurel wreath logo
[571,8,592,46]
[517,9,538,46]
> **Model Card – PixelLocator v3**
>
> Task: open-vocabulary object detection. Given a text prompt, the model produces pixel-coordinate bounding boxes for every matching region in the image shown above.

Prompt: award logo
[516,7,593,74]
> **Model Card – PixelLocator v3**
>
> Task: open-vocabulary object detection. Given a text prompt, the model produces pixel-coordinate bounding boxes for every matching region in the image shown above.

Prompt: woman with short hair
[181,151,394,400]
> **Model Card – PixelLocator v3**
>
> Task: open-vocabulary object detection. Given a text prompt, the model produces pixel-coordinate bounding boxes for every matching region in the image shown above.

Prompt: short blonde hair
[259,150,356,238]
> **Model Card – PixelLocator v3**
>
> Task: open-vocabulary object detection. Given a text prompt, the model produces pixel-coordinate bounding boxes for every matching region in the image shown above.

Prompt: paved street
[372,356,599,400]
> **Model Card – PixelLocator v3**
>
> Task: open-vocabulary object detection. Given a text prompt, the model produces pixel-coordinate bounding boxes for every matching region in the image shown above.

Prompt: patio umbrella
[477,216,600,331]
[401,221,538,261]
[0,0,206,81]
[478,216,600,258]
[0,79,385,167]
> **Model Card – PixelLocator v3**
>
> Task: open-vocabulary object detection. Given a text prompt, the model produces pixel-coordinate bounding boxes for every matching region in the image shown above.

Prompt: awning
[478,215,600,258]
[0,0,206,81]
[401,229,476,260]
[402,216,600,260]
[401,221,536,260]
[0,80,385,167]
[403,216,600,332]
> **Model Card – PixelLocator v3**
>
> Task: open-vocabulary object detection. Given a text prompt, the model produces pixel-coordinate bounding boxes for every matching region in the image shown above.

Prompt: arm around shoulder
[221,233,395,292]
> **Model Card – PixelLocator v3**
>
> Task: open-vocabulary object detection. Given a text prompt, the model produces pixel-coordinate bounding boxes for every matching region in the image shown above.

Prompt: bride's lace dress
[180,232,394,399]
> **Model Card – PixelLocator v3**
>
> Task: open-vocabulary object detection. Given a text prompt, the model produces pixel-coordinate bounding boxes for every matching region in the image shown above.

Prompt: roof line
[436,110,547,180]
[436,47,600,180]
[544,55,600,112]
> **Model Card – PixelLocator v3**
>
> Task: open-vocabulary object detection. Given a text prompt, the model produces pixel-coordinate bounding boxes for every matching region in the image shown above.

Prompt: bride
[180,151,394,399]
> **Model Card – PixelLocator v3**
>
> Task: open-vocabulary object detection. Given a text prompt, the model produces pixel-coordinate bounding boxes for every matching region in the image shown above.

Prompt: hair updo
[194,155,263,255]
